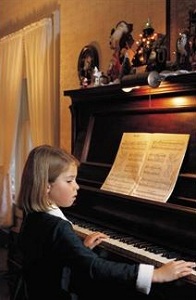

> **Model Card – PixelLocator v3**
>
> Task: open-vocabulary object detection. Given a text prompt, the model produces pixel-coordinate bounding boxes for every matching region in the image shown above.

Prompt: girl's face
[48,164,79,208]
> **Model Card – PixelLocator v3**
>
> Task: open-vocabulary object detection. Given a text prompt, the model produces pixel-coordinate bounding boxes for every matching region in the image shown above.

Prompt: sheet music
[101,133,190,202]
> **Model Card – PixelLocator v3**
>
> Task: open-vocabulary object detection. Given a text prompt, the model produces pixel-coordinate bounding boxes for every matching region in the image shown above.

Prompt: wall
[0,0,169,152]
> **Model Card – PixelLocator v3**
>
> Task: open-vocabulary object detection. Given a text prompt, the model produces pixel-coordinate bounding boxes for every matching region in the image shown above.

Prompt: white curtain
[24,18,57,146]
[0,12,59,227]
[0,32,23,227]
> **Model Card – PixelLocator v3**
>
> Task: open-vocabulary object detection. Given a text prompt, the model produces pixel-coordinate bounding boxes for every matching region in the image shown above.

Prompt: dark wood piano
[63,72,196,299]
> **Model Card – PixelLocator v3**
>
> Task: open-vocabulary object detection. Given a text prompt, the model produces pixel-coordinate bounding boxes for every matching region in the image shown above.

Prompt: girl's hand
[84,232,108,249]
[152,260,196,283]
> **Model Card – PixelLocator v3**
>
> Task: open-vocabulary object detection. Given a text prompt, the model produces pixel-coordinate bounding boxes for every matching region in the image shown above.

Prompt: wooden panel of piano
[64,72,196,299]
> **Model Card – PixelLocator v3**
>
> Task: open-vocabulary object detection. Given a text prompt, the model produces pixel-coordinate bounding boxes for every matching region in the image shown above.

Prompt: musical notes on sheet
[101,133,190,202]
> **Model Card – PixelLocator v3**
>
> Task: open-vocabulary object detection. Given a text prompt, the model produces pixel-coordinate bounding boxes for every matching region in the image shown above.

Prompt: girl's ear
[47,184,51,193]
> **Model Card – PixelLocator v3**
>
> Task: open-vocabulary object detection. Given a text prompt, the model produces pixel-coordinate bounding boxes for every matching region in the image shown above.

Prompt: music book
[101,132,190,202]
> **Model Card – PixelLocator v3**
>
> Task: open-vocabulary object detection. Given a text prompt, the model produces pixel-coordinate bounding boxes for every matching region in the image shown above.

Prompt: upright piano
[63,72,196,299]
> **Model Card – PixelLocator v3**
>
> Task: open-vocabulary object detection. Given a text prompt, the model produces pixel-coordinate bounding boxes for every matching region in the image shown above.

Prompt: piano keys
[71,218,196,285]
[63,72,196,299]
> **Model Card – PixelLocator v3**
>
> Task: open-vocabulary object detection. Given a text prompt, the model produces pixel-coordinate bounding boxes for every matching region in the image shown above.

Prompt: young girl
[17,145,195,300]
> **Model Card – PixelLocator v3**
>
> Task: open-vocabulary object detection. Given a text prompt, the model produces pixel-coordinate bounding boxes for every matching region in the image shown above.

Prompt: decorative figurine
[176,30,192,70]
[107,20,135,83]
[107,19,167,84]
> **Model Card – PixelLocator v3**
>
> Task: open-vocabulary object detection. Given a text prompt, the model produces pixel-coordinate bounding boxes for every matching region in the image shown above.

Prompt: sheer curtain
[0,32,23,227]
[0,12,59,227]
[24,17,57,146]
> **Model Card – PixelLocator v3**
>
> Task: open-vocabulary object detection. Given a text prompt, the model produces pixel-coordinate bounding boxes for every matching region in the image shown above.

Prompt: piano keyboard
[72,221,196,285]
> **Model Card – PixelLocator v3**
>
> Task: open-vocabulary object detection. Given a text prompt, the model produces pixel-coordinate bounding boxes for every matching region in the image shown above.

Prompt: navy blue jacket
[19,212,139,299]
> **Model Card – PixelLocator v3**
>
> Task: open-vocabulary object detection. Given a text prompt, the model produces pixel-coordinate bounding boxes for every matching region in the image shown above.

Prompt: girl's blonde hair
[17,145,79,213]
